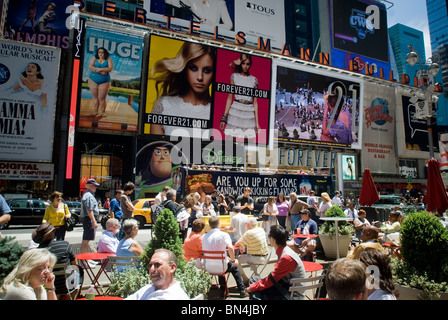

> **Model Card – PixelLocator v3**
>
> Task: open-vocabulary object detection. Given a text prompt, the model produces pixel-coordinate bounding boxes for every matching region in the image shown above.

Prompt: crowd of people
[1,179,447,301]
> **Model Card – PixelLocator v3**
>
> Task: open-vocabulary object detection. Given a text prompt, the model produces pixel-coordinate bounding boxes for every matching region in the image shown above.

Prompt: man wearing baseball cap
[80,179,100,263]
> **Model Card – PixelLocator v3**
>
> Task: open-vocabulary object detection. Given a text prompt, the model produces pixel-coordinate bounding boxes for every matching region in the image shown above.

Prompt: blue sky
[386,0,431,57]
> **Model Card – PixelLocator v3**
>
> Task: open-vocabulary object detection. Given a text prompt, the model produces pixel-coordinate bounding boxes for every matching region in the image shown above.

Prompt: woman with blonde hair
[220,53,261,139]
[262,196,278,238]
[318,192,332,217]
[42,191,71,241]
[0,248,57,300]
[149,42,215,136]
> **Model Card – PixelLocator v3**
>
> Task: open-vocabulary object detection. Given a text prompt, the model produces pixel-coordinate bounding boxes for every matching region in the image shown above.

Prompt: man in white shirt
[234,217,269,285]
[97,218,120,253]
[332,191,342,207]
[228,206,247,243]
[202,216,247,298]
[344,201,358,220]
[125,249,189,300]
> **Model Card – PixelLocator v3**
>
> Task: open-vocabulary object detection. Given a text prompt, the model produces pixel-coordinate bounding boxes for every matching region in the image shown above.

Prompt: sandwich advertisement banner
[79,27,143,132]
[0,39,60,162]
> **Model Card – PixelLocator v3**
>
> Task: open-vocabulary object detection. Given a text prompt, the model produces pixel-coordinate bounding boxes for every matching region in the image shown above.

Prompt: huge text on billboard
[78,27,143,132]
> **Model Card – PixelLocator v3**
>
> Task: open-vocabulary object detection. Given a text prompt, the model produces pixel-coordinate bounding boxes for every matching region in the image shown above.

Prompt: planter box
[396,284,448,300]
[319,234,351,259]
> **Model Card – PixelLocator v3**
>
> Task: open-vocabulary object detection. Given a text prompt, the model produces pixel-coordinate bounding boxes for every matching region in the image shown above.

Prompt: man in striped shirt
[234,217,269,285]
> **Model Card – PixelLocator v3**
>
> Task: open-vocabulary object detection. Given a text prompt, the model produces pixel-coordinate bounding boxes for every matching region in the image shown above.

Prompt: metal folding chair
[289,274,325,300]
[198,250,230,298]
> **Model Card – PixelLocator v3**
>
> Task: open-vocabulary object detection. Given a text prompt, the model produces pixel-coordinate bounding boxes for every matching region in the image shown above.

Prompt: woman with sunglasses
[42,191,71,240]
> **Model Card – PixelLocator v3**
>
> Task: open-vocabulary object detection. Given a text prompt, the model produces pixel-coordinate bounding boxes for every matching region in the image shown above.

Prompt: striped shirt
[236,227,268,256]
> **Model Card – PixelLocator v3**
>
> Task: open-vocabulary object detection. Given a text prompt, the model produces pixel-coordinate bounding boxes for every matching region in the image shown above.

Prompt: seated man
[201,216,247,298]
[287,209,318,261]
[246,225,307,300]
[234,217,269,285]
[325,258,366,300]
[97,218,120,253]
[347,225,385,260]
[125,249,189,300]
[227,206,247,243]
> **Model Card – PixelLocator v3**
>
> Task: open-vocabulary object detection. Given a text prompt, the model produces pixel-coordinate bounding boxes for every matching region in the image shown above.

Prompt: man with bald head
[347,225,385,259]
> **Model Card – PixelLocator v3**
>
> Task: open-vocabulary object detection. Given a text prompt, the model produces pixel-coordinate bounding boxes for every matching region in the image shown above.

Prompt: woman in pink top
[275,193,289,229]
[182,219,205,261]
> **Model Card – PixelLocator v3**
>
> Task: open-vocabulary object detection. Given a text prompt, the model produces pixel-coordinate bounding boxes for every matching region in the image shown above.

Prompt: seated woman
[115,219,144,273]
[182,219,205,262]
[0,248,57,300]
[379,211,402,244]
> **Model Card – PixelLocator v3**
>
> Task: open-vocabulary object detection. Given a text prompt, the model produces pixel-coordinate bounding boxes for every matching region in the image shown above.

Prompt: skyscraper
[389,23,426,85]
[426,0,448,51]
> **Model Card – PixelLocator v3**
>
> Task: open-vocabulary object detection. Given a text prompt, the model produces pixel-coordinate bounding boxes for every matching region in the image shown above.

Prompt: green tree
[0,236,26,283]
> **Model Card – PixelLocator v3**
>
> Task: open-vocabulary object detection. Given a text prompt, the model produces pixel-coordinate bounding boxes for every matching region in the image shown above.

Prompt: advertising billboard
[144,0,286,48]
[213,48,271,145]
[396,93,439,159]
[135,136,245,198]
[342,154,356,180]
[272,61,362,149]
[4,0,72,49]
[78,28,143,132]
[0,39,60,162]
[361,83,397,174]
[142,35,215,139]
[330,0,391,76]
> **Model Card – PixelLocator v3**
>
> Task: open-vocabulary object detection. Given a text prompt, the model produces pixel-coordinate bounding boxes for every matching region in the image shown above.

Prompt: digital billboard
[4,0,72,49]
[396,93,439,159]
[272,61,362,149]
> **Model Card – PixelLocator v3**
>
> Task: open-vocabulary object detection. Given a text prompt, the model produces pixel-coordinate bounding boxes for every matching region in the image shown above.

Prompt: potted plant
[0,236,26,284]
[391,211,448,300]
[109,208,212,299]
[318,206,354,259]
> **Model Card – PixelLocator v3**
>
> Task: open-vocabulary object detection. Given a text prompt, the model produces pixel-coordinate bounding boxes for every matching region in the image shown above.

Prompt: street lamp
[405,44,441,159]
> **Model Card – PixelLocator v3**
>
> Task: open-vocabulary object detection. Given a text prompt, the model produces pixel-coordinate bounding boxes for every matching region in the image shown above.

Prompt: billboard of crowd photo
[274,63,361,148]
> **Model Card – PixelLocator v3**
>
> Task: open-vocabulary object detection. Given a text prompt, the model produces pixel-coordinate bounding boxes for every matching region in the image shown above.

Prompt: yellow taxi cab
[132,198,155,227]
[201,214,254,233]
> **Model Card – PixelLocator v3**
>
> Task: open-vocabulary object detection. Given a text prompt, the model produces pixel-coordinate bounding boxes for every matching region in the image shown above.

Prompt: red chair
[198,250,230,297]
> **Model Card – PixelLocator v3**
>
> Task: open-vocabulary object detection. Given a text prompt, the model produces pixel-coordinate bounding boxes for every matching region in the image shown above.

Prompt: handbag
[64,204,74,232]
[65,217,74,232]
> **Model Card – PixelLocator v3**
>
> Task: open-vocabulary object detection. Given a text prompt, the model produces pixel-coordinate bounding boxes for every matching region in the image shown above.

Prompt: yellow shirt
[42,203,70,226]
[236,227,269,256]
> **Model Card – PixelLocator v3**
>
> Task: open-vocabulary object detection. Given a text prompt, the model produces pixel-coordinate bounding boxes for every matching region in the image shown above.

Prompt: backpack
[151,203,165,225]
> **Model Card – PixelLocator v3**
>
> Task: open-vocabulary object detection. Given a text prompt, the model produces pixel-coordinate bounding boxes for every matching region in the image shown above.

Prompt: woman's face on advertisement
[241,58,251,73]
[97,49,106,58]
[25,63,39,77]
[186,53,214,94]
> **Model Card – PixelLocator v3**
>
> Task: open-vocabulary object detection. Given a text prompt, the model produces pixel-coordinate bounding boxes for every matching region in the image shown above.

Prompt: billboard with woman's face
[79,28,143,132]
[0,40,60,162]
[213,48,272,145]
[142,35,216,139]
[272,61,362,149]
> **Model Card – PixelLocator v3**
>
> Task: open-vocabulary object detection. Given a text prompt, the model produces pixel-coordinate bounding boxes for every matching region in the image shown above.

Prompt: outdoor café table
[302,261,323,274]
[319,217,353,259]
[76,252,115,295]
